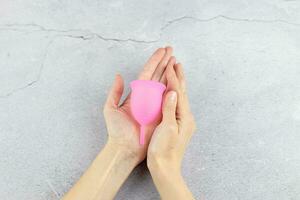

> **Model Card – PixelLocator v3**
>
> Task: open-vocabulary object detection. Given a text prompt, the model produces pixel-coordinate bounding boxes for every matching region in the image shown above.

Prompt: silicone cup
[130,80,166,145]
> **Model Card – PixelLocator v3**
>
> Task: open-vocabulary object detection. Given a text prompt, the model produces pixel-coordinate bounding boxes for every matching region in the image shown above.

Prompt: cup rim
[130,80,166,91]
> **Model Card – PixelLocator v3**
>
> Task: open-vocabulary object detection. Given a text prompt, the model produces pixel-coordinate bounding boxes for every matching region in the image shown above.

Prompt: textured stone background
[0,0,300,199]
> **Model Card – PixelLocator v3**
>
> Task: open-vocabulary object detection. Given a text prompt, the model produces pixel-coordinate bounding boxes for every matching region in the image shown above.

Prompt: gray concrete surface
[1,0,300,199]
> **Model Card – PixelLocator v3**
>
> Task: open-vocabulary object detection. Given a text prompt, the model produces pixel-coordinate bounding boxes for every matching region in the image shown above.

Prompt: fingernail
[169,91,177,101]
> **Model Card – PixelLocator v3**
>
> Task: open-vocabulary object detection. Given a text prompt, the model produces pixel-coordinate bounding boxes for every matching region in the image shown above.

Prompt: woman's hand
[104,47,173,164]
[147,57,196,200]
[63,47,174,200]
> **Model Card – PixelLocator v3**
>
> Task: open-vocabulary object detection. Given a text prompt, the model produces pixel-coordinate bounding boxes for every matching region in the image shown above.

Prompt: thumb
[162,91,177,122]
[105,74,124,108]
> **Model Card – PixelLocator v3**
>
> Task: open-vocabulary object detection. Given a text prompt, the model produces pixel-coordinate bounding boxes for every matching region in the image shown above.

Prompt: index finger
[138,48,166,80]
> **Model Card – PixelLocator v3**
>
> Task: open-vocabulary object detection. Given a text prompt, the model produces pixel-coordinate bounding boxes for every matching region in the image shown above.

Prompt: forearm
[63,141,139,200]
[149,160,194,200]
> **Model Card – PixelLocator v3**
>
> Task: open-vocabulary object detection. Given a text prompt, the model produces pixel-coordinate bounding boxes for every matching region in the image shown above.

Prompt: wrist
[104,140,140,168]
[148,157,194,200]
[148,156,182,180]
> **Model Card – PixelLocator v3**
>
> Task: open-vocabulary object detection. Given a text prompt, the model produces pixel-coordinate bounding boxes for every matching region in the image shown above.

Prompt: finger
[105,74,124,108]
[166,61,189,116]
[138,48,166,80]
[162,91,177,123]
[174,63,186,92]
[158,47,173,84]
[174,63,191,114]
[151,46,173,81]
[122,49,167,107]
[159,72,167,85]
[165,57,179,92]
[174,63,190,110]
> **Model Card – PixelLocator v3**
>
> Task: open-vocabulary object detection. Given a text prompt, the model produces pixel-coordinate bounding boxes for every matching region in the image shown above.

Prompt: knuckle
[162,111,176,121]
[165,104,175,112]
[167,123,178,132]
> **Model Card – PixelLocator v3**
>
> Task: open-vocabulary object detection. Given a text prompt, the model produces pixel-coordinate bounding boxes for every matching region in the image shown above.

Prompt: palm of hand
[103,47,173,162]
[105,98,155,160]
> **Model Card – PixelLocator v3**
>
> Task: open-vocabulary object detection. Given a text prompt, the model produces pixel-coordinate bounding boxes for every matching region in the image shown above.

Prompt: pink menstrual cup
[130,80,166,145]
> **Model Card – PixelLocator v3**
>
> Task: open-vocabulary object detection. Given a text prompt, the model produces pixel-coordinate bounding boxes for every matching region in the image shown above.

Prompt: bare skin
[148,57,196,200]
[63,47,196,200]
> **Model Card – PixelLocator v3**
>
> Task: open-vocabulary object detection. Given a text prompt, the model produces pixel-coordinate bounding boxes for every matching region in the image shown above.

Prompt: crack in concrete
[0,23,158,43]
[161,15,300,31]
[220,15,300,26]
[0,33,157,98]
[0,25,159,97]
[0,14,299,98]
[94,34,158,43]
[0,38,55,98]
[1,14,299,44]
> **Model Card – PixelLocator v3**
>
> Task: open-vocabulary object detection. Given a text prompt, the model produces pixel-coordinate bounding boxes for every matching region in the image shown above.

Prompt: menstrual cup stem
[140,126,146,145]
